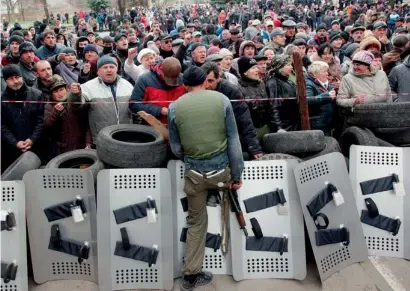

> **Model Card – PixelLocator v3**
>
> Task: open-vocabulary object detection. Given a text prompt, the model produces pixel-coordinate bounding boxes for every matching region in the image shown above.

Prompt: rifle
[229,188,248,237]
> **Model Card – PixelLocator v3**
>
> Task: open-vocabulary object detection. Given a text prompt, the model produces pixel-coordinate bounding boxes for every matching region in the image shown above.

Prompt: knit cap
[238,56,257,77]
[62,47,77,56]
[219,48,233,58]
[316,23,327,32]
[352,51,374,66]
[183,66,206,86]
[97,55,118,69]
[344,43,360,59]
[83,44,98,55]
[9,35,24,45]
[207,46,220,56]
[2,64,22,80]
[19,41,36,55]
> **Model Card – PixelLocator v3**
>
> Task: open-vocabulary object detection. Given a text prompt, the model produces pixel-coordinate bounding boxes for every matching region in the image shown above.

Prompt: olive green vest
[175,90,227,159]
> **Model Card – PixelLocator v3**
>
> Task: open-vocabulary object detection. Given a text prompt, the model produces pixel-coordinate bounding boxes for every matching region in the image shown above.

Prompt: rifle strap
[245,236,288,255]
[221,190,230,256]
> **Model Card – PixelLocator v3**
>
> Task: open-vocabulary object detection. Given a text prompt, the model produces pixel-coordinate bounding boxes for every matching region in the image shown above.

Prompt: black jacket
[237,76,270,129]
[18,61,37,87]
[1,84,44,146]
[175,43,204,72]
[217,79,262,156]
[266,72,300,132]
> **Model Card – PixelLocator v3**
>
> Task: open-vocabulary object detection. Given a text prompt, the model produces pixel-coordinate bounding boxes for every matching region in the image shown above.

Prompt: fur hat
[359,36,381,51]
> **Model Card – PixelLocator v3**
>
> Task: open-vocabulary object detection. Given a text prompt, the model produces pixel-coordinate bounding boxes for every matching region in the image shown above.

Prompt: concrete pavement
[28,257,410,291]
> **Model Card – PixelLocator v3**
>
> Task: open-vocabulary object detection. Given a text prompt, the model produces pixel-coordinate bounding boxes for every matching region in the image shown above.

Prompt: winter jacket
[32,79,51,100]
[1,84,44,147]
[388,56,410,102]
[341,56,352,77]
[124,61,150,82]
[1,52,40,66]
[202,34,218,45]
[48,55,82,86]
[44,92,92,154]
[129,63,185,124]
[175,43,204,72]
[337,67,392,108]
[216,79,262,156]
[69,76,134,142]
[237,76,270,129]
[18,61,37,87]
[305,74,335,135]
[382,48,403,76]
[265,72,300,132]
[36,43,65,60]
[244,26,259,41]
[310,53,341,83]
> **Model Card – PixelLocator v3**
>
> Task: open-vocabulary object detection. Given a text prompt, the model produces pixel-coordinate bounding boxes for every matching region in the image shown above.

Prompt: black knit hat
[10,30,24,38]
[2,64,22,80]
[329,31,343,43]
[19,41,36,55]
[238,57,257,77]
[190,42,206,53]
[183,66,206,86]
[9,35,24,45]
[316,23,327,32]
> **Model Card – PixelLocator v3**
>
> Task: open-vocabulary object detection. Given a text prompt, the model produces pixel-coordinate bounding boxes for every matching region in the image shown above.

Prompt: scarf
[57,61,82,86]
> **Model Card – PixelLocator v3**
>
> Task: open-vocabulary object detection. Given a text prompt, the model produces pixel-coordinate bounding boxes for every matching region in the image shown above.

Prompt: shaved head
[162,57,181,78]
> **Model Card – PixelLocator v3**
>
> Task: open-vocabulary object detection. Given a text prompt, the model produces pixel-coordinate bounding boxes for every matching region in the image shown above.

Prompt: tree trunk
[19,0,25,21]
[293,50,310,130]
[43,0,50,20]
[117,0,126,16]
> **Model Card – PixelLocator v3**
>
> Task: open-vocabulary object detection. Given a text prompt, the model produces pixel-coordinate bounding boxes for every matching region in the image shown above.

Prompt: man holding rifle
[168,66,244,291]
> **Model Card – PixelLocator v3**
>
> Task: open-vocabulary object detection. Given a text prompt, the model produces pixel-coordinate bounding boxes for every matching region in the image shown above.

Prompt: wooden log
[292,50,311,130]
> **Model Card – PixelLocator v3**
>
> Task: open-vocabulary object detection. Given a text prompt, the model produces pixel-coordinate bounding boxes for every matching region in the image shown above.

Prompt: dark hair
[201,61,220,79]
[371,51,382,59]
[206,24,216,35]
[22,29,30,37]
[317,43,334,57]
[42,30,55,39]
[126,28,136,34]
[233,39,244,58]
[210,38,222,48]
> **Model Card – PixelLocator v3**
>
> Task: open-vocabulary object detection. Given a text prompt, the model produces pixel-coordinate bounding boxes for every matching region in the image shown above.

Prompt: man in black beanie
[1,35,24,66]
[1,64,45,172]
[176,33,207,72]
[168,66,244,291]
[18,41,38,87]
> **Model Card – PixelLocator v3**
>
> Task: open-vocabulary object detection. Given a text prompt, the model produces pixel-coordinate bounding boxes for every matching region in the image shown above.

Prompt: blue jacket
[305,74,335,135]
[168,94,244,180]
[36,43,65,60]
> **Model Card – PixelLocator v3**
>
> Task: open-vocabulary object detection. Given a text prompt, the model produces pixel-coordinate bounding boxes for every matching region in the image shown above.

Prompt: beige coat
[336,67,392,108]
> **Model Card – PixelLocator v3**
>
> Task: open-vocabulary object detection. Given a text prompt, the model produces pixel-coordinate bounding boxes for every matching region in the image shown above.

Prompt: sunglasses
[162,39,172,44]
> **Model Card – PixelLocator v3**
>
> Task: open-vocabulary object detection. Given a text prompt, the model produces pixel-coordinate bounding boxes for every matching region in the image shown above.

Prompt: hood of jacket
[239,41,256,57]
[359,36,381,51]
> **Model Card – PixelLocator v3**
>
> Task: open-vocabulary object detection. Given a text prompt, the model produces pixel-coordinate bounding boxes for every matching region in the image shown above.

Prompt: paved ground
[28,257,410,291]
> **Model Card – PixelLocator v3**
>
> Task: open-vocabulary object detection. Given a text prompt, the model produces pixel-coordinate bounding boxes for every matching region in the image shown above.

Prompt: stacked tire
[345,103,410,146]
[262,130,342,161]
[96,124,168,168]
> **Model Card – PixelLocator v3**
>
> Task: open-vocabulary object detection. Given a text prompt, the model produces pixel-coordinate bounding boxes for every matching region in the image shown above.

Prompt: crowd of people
[1,2,410,290]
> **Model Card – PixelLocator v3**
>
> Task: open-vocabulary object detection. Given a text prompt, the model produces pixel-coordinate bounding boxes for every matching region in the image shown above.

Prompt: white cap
[219,48,233,58]
[137,48,156,63]
[252,19,261,26]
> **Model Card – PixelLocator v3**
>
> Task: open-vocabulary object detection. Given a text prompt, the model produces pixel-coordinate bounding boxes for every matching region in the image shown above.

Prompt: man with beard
[176,33,207,72]
[36,30,65,60]
[18,42,38,87]
[158,34,175,58]
[201,61,263,159]
[308,24,328,47]
[1,35,24,65]
[1,64,44,171]
[33,60,54,99]
[75,36,89,60]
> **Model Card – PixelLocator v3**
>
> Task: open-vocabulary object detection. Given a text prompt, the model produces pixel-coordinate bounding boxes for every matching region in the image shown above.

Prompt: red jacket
[129,63,185,124]
[1,52,40,66]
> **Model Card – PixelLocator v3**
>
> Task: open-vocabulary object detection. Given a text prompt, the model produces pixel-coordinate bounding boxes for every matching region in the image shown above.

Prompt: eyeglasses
[163,39,172,44]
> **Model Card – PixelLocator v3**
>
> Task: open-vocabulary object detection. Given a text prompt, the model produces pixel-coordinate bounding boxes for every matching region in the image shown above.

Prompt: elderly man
[282,20,297,45]
[167,66,244,291]
[270,28,286,55]
[176,33,207,72]
[48,47,83,86]
[36,30,65,60]
[1,64,44,171]
[337,51,392,108]
[69,55,134,143]
[372,21,393,54]
[158,34,175,59]
[129,57,185,124]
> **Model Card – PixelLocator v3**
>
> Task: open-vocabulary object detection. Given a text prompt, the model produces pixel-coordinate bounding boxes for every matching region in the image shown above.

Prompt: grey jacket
[336,67,392,108]
[18,61,37,87]
[388,56,410,102]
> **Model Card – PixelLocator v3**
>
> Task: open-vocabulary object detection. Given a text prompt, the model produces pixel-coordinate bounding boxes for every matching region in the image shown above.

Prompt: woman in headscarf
[265,55,300,132]
[237,57,270,140]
